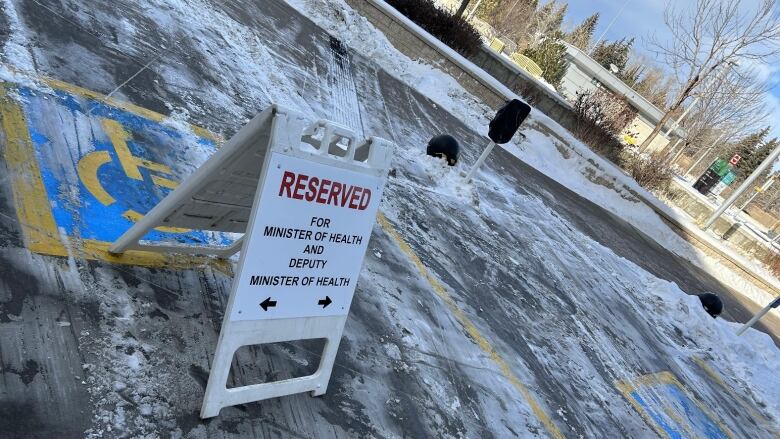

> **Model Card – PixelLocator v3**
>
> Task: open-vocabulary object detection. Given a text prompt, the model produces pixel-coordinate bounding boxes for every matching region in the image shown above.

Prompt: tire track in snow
[325,36,364,136]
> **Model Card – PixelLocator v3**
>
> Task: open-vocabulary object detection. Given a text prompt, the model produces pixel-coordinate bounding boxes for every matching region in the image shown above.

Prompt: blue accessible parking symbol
[616,372,733,439]
[7,81,232,259]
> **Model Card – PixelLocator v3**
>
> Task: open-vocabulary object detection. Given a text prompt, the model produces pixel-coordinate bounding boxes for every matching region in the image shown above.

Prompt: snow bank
[2,0,778,431]
[286,0,780,318]
[288,0,780,421]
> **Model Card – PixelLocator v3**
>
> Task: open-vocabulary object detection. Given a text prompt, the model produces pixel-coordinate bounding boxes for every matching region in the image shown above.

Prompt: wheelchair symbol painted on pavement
[77,118,187,234]
[0,79,230,263]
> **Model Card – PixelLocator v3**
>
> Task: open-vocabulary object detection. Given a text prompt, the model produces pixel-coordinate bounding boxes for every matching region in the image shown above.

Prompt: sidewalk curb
[637,191,780,300]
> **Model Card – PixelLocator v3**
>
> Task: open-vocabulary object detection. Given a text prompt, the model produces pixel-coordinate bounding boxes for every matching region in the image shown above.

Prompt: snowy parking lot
[1,0,779,437]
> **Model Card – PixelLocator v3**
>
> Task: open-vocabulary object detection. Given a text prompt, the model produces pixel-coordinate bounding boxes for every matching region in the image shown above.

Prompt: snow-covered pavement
[0,0,779,437]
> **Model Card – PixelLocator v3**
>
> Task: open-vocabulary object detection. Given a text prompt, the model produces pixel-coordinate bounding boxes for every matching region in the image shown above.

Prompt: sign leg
[200,341,237,419]
[310,334,341,397]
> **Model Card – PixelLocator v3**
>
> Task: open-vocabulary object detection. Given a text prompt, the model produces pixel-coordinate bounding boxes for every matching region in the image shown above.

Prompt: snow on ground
[288,0,780,420]
[285,0,780,317]
[2,0,780,435]
[393,149,780,422]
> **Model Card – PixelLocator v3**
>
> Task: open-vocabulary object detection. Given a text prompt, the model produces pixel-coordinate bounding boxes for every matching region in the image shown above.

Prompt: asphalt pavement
[0,0,778,437]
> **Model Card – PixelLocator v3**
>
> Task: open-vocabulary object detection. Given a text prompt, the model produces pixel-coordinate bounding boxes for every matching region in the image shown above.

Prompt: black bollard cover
[426,134,460,166]
[697,292,723,318]
[488,99,532,144]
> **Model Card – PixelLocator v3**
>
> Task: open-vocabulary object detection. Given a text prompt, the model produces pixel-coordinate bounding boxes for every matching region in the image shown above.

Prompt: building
[559,42,685,152]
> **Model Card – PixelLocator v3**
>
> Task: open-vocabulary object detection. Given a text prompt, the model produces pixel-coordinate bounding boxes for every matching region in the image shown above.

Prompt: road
[0,0,778,437]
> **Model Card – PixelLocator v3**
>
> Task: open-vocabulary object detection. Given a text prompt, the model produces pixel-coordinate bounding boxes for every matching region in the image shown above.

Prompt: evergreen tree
[533,1,556,24]
[523,33,568,87]
[550,3,568,31]
[565,13,599,50]
[732,127,772,184]
[734,127,770,164]
[737,127,772,168]
[620,64,643,88]
[590,37,634,72]
[527,1,567,47]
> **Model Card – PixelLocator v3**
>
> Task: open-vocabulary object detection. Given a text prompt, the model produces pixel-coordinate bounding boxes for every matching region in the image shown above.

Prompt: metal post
[702,141,780,230]
[738,177,775,211]
[466,0,484,21]
[736,296,780,335]
[668,143,690,166]
[668,137,684,154]
[664,99,698,137]
[738,191,760,212]
[464,141,496,181]
[662,137,684,163]
[685,132,727,176]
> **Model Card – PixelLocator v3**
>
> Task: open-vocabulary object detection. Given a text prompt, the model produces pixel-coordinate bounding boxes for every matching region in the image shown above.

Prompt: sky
[562,0,780,140]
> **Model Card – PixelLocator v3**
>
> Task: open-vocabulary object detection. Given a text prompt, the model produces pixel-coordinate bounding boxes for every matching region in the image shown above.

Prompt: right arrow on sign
[260,297,277,311]
[318,296,332,308]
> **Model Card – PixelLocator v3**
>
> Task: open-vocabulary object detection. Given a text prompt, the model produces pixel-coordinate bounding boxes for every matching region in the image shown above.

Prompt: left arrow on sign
[260,297,277,311]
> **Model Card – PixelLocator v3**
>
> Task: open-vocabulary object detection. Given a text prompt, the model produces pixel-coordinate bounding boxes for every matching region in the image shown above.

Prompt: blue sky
[562,0,780,139]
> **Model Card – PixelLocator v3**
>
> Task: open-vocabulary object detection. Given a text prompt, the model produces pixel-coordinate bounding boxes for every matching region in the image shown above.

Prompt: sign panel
[230,152,384,321]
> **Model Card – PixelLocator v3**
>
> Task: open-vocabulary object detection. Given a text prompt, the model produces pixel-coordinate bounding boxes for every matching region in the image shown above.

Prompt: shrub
[574,89,636,134]
[622,153,673,192]
[571,89,636,163]
[385,0,483,57]
[765,252,780,278]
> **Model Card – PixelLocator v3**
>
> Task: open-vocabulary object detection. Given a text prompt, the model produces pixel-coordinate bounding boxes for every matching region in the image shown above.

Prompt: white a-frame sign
[109,105,394,418]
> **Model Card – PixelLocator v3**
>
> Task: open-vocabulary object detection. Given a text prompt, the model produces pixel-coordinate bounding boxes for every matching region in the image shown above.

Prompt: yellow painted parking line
[43,76,220,142]
[0,80,230,271]
[0,84,68,257]
[692,357,780,437]
[121,210,189,234]
[376,212,564,439]
[0,63,220,142]
[615,374,672,439]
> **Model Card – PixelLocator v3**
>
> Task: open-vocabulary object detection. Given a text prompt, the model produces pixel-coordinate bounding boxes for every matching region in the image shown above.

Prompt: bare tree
[491,0,538,44]
[526,1,567,48]
[667,66,769,172]
[677,67,768,147]
[639,0,780,152]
